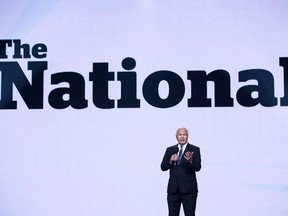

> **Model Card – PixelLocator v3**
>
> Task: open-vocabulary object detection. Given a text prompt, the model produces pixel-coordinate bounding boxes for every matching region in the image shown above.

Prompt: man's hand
[184,151,193,163]
[170,154,179,163]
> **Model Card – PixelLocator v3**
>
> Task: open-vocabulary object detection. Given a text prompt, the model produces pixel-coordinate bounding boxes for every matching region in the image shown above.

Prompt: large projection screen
[1,1,288,216]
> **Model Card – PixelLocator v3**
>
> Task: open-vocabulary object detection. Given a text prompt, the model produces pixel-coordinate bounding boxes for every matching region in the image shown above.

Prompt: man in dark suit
[161,127,201,216]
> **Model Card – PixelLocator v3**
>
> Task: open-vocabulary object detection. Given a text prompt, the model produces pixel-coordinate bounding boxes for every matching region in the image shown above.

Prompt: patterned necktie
[178,145,183,165]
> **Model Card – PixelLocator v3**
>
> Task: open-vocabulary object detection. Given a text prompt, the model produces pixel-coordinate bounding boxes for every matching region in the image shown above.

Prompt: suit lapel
[179,143,192,165]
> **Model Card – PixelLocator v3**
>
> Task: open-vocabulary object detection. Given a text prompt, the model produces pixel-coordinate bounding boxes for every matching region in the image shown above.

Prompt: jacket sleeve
[186,146,201,172]
[160,148,174,171]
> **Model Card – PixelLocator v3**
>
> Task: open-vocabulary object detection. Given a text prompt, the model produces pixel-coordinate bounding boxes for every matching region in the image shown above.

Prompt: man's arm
[161,148,177,171]
[185,147,201,172]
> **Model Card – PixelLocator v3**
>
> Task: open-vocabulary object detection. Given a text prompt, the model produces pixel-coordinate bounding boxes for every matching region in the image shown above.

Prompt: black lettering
[32,43,47,59]
[89,62,115,109]
[187,70,233,107]
[48,72,88,109]
[0,61,46,109]
[0,40,12,58]
[13,39,31,58]
[237,69,277,107]
[280,57,288,106]
[117,57,140,108]
[142,70,185,108]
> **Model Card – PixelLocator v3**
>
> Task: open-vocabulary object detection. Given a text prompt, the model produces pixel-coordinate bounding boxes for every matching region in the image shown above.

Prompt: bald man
[161,128,202,216]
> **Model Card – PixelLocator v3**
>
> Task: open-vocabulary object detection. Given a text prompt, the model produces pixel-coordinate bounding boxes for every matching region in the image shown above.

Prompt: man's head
[176,127,189,145]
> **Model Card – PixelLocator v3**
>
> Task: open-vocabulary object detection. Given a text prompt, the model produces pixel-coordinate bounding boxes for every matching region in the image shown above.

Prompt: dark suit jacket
[161,143,201,194]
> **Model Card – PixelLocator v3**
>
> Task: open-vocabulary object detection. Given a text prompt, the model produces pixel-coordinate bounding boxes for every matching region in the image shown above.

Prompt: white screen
[1,1,288,215]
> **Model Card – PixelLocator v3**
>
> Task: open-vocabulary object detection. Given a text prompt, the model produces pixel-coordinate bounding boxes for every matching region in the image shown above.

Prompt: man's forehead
[177,128,188,134]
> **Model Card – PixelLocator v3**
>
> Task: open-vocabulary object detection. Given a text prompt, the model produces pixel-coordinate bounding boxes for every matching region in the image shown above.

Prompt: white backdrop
[1,1,288,215]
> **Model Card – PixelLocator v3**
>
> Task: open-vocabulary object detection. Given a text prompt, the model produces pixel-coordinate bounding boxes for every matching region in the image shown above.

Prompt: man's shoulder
[167,144,178,149]
[187,143,200,150]
[165,144,178,153]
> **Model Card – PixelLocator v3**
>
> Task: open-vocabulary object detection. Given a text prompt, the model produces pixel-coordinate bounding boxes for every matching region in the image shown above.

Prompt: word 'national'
[0,39,288,109]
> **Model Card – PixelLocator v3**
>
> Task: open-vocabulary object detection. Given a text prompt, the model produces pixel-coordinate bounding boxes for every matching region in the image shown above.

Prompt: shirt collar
[178,143,188,149]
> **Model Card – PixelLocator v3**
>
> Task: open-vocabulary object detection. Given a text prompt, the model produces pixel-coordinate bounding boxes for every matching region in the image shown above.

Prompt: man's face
[176,128,188,145]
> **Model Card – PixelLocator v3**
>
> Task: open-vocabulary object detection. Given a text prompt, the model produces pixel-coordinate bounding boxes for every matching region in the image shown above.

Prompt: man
[161,127,201,216]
